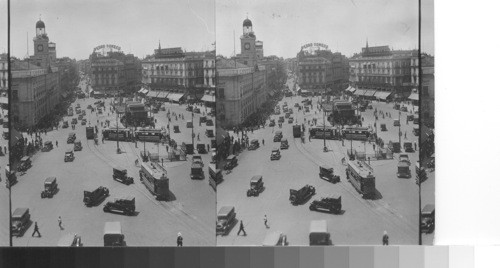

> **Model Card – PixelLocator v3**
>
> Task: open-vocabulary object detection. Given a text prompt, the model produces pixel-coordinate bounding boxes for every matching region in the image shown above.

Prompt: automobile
[421,204,435,234]
[17,156,32,172]
[64,149,75,162]
[270,148,281,161]
[413,127,420,136]
[103,196,136,216]
[151,107,158,113]
[285,113,291,119]
[380,123,387,131]
[273,131,283,142]
[87,105,93,109]
[294,103,300,108]
[97,108,103,114]
[41,177,58,198]
[274,110,280,115]
[305,107,310,113]
[57,234,83,247]
[104,222,126,246]
[186,106,193,112]
[216,206,236,236]
[82,110,86,116]
[224,155,238,170]
[400,106,408,112]
[206,119,214,126]
[246,175,264,197]
[397,161,411,178]
[407,114,414,121]
[248,139,260,150]
[393,119,400,126]
[404,142,414,152]
[78,114,84,120]
[190,162,204,180]
[11,208,31,237]
[197,144,207,154]
[393,103,400,110]
[62,121,69,128]
[76,103,81,108]
[194,108,201,113]
[72,118,78,125]
[278,116,285,123]
[200,116,207,124]
[388,141,401,153]
[2,131,8,140]
[367,104,373,109]
[318,166,340,183]
[41,141,53,152]
[289,185,316,205]
[262,232,288,246]
[186,121,193,128]
[74,140,83,151]
[413,116,419,124]
[192,155,204,166]
[81,119,87,125]
[83,186,110,207]
[209,164,223,187]
[280,138,289,150]
[269,120,275,127]
[67,132,76,143]
[76,109,82,114]
[309,196,342,214]
[399,154,411,163]
[309,220,331,246]
[205,129,214,138]
[173,125,180,133]
[5,166,18,189]
[288,117,294,124]
[112,168,134,185]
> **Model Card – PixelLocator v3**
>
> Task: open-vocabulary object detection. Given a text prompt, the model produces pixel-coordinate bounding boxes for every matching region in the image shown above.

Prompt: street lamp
[323,83,327,152]
[115,91,120,154]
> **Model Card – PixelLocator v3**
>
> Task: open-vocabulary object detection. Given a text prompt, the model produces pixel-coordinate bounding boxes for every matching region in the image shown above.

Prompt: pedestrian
[237,221,247,236]
[264,215,269,228]
[32,222,41,237]
[58,216,63,230]
[373,144,376,151]
[404,132,407,139]
[383,231,389,245]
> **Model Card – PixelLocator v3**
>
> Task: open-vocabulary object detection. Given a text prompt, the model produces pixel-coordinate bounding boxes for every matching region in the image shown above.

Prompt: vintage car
[186,121,193,128]
[269,119,276,127]
[280,138,289,150]
[388,141,401,153]
[206,119,214,126]
[400,106,408,112]
[397,161,411,178]
[190,162,204,180]
[78,114,84,120]
[413,116,419,124]
[192,155,204,166]
[81,119,87,125]
[289,185,316,205]
[273,131,283,142]
[404,142,414,152]
[270,148,281,161]
[82,110,86,116]
[224,155,238,170]
[380,123,387,131]
[288,117,294,124]
[103,196,136,216]
[40,141,53,152]
[247,175,264,197]
[309,196,342,214]
[205,129,214,138]
[399,154,410,164]
[305,107,310,113]
[67,132,76,144]
[413,127,420,136]
[193,108,201,114]
[278,116,285,123]
[393,119,400,126]
[318,166,340,183]
[17,156,32,172]
[216,206,236,236]
[11,208,31,237]
[248,139,260,150]
[186,106,193,112]
[5,166,18,189]
[173,125,180,133]
[262,232,288,246]
[112,168,134,185]
[62,121,69,128]
[71,118,78,125]
[285,113,291,119]
[200,116,207,124]
[74,140,83,151]
[421,204,435,234]
[83,186,109,207]
[407,114,414,121]
[41,177,58,198]
[64,149,75,162]
[195,144,206,154]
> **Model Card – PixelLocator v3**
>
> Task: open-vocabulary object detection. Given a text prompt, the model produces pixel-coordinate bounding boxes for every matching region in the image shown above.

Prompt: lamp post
[115,91,120,154]
[323,83,327,152]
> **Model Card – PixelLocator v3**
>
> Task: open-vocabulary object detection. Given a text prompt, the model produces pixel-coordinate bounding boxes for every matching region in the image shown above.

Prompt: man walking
[237,220,247,236]
[32,222,41,237]
[177,232,183,246]
[58,216,63,230]
[382,231,389,245]
[264,215,269,228]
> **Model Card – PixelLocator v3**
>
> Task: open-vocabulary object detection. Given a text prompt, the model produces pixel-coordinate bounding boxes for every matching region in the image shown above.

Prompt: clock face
[244,43,250,50]
[37,44,44,52]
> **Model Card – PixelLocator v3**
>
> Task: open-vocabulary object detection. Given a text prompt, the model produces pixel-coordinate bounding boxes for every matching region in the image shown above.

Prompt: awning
[156,91,169,99]
[138,88,149,94]
[146,90,160,98]
[408,93,419,101]
[353,89,366,96]
[201,94,215,103]
[374,91,392,100]
[169,92,186,102]
[363,89,377,97]
[345,86,356,92]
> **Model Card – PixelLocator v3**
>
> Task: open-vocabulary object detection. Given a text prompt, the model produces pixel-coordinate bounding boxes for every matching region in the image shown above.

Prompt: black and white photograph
[7,0,216,246]
[215,0,434,245]
[0,0,9,247]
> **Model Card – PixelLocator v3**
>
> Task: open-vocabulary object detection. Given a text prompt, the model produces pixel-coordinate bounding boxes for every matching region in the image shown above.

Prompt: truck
[289,185,316,205]
[86,126,95,139]
[190,163,205,180]
[293,125,302,138]
[309,196,342,214]
[309,220,332,246]
[83,186,109,207]
[104,222,126,246]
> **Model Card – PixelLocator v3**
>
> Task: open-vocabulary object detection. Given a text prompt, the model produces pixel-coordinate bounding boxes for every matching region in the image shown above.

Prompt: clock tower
[33,18,51,68]
[240,17,257,67]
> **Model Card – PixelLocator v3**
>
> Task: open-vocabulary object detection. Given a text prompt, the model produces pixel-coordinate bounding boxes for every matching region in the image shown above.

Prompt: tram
[139,162,169,200]
[346,160,376,199]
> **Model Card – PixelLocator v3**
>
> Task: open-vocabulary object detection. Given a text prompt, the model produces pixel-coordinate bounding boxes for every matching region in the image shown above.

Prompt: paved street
[10,79,216,246]
[217,76,428,246]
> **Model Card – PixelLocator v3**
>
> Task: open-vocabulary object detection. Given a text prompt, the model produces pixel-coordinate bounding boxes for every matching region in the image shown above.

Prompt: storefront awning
[146,90,160,98]
[155,91,169,99]
[363,89,377,97]
[201,94,215,103]
[408,93,419,101]
[169,92,186,102]
[353,89,366,96]
[374,91,392,100]
[345,86,356,93]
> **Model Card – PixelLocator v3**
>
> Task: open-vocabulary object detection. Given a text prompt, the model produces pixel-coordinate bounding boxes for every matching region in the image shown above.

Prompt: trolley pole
[399,110,402,145]
[115,91,120,154]
[418,0,423,246]
[323,84,327,152]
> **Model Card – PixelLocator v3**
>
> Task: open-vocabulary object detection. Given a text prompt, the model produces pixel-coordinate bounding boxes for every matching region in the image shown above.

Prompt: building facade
[420,55,434,127]
[349,43,418,97]
[0,54,8,95]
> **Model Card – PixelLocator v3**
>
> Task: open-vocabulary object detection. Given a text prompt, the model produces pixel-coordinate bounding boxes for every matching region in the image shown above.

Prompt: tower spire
[158,40,161,50]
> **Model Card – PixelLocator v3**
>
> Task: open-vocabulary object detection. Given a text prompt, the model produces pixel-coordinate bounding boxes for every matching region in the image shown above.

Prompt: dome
[243,18,252,27]
[36,20,45,28]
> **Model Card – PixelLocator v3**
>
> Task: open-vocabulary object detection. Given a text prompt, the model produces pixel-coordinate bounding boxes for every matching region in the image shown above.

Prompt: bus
[135,128,163,142]
[346,160,376,199]
[139,162,169,200]
[343,127,371,141]
[103,128,132,141]
[309,126,340,140]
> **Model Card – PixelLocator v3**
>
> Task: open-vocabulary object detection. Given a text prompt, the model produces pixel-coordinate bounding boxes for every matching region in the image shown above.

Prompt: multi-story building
[216,57,266,127]
[421,55,434,127]
[297,48,349,93]
[236,18,264,67]
[0,54,8,110]
[349,43,418,99]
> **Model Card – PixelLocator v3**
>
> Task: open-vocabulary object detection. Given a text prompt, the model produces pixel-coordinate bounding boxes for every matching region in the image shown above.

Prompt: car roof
[250,175,262,182]
[12,208,29,217]
[422,204,435,213]
[21,156,30,161]
[45,177,57,183]
[309,220,328,233]
[104,222,122,235]
[218,206,234,216]
[65,149,73,153]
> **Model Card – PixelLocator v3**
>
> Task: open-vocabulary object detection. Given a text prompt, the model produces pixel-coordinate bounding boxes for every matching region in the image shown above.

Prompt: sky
[7,0,215,60]
[216,0,434,58]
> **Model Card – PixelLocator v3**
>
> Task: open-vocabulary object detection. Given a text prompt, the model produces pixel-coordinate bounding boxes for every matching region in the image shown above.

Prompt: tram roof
[348,160,374,178]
